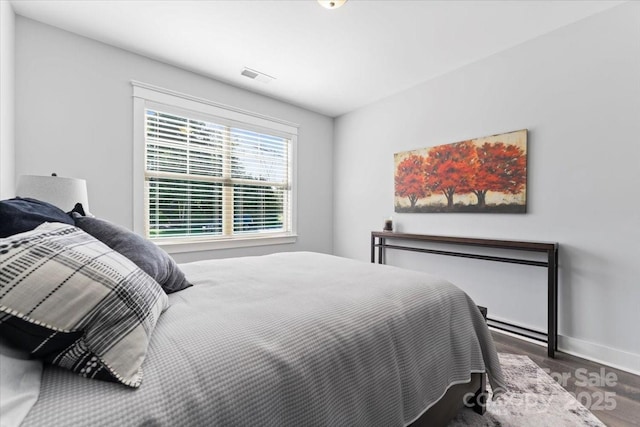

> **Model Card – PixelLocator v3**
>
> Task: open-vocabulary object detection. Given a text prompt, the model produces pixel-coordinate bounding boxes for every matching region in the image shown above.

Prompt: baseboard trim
[490,328,640,376]
[557,335,640,377]
[489,326,546,347]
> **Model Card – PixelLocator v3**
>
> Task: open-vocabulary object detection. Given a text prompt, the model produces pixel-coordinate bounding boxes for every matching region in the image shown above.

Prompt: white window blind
[133,82,297,249]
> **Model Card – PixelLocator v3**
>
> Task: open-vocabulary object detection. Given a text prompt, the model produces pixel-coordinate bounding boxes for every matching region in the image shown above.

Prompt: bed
[0,199,505,427]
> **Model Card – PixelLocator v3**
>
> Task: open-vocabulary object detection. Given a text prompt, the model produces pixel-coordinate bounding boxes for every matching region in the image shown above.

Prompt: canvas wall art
[394,129,527,213]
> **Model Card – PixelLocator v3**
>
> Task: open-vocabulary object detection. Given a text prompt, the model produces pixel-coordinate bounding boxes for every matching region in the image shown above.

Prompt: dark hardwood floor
[492,331,640,427]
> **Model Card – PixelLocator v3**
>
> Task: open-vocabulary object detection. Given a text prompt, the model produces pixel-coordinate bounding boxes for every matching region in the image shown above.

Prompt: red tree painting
[394,154,429,208]
[470,142,527,208]
[394,130,527,213]
[424,141,475,209]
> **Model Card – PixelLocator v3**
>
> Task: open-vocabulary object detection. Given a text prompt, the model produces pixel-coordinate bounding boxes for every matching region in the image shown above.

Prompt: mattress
[21,251,505,426]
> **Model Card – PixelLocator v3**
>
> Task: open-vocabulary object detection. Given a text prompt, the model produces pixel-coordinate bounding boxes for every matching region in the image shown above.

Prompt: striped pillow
[0,222,168,387]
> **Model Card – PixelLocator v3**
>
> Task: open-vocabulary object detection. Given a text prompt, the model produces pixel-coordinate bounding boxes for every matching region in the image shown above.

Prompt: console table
[371,231,559,358]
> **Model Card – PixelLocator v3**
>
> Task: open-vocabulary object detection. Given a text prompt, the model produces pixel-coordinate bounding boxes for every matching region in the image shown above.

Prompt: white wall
[334,2,640,373]
[15,17,334,262]
[0,0,15,199]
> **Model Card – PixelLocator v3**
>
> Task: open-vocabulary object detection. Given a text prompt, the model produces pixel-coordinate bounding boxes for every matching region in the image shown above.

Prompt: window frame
[132,81,298,253]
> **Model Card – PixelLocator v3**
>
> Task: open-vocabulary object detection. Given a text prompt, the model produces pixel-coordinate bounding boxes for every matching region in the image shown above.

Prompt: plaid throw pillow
[0,222,168,387]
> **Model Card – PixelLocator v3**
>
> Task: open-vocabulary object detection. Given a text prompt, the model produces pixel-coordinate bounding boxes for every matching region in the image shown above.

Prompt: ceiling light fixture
[318,0,347,10]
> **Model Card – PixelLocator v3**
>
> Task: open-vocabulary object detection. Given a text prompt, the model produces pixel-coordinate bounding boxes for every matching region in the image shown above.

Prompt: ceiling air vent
[240,67,275,84]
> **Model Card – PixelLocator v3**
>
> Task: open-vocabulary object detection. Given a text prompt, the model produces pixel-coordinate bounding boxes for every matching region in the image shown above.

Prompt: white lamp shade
[16,175,90,213]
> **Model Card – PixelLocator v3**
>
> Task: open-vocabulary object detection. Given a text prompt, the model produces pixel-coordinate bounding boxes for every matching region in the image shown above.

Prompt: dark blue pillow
[72,213,191,294]
[0,198,74,238]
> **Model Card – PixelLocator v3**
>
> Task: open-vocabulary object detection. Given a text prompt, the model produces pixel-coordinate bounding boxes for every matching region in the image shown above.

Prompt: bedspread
[21,252,505,426]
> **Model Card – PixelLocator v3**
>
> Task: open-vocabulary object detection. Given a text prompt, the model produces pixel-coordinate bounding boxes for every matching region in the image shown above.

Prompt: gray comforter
[22,252,505,426]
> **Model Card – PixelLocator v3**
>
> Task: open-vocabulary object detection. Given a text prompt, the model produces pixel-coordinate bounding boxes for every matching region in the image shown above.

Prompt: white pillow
[0,341,42,427]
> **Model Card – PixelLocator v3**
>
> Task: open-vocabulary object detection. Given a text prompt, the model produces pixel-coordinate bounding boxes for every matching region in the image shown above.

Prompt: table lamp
[16,173,90,213]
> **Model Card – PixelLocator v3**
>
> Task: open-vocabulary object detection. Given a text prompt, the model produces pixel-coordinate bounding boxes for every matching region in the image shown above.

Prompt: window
[132,82,297,252]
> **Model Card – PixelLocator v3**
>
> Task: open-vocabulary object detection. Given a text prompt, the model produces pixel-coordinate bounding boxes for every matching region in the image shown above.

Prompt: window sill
[155,234,297,254]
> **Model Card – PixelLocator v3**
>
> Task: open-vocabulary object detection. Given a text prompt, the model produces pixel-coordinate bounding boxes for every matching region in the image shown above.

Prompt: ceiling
[10,0,623,117]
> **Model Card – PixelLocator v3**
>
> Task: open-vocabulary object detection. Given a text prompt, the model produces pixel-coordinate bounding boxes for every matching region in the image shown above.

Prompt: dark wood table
[371,231,559,358]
